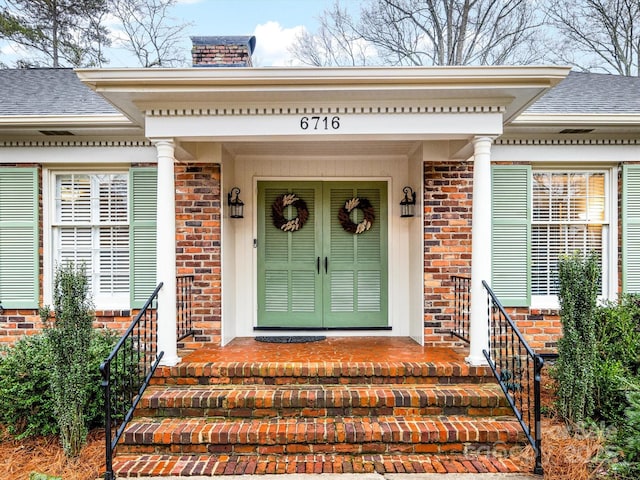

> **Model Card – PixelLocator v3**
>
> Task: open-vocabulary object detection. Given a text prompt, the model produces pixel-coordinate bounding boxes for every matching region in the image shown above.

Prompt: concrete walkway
[127,473,540,480]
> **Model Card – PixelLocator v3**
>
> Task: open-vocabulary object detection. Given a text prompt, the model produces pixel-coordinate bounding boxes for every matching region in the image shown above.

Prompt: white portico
[78,66,570,366]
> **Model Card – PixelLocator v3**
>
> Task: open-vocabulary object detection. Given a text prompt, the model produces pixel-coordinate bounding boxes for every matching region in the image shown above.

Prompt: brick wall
[191,36,255,67]
[174,163,222,348]
[423,161,473,346]
[422,160,563,352]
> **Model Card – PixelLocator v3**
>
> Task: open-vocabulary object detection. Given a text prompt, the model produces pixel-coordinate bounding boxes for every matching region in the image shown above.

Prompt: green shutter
[0,168,39,308]
[623,164,640,293]
[491,165,531,306]
[130,167,157,308]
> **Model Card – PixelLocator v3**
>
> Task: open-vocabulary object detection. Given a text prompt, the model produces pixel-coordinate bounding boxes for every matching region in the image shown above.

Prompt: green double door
[257,181,388,328]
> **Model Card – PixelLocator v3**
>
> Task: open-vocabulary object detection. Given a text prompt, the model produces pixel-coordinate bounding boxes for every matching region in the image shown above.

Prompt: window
[52,173,130,307]
[531,171,607,302]
[491,165,615,308]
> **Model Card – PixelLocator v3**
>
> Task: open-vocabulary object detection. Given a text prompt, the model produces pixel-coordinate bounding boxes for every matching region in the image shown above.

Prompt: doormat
[255,336,326,344]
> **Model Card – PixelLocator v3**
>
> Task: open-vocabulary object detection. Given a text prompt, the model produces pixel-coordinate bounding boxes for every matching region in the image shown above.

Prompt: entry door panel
[257,181,387,328]
[324,183,387,327]
[258,182,323,327]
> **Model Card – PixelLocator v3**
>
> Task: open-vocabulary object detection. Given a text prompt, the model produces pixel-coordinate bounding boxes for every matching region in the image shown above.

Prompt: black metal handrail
[451,275,471,343]
[482,280,545,475]
[177,275,195,341]
[100,283,164,480]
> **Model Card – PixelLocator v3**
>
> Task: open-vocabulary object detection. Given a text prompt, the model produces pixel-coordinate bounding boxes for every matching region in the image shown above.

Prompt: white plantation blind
[54,173,130,303]
[532,172,606,296]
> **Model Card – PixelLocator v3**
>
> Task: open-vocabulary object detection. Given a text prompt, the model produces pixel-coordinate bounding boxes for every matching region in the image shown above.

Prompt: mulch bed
[0,427,104,480]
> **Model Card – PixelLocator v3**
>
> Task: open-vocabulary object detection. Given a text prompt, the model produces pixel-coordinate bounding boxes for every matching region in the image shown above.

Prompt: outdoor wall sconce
[227,187,244,218]
[400,186,416,217]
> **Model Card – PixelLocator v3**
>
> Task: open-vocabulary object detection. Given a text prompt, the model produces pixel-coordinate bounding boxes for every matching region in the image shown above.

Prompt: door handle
[317,257,320,274]
[324,257,328,274]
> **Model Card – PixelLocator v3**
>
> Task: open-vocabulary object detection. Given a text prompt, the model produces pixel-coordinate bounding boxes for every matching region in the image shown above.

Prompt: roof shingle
[526,70,640,115]
[0,68,119,116]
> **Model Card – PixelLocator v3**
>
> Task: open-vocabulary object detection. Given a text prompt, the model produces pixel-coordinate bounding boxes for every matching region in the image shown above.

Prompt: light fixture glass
[400,186,416,218]
[227,187,244,218]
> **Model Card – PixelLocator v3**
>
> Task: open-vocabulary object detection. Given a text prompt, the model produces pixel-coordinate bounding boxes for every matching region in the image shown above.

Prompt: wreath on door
[338,197,375,234]
[272,193,309,232]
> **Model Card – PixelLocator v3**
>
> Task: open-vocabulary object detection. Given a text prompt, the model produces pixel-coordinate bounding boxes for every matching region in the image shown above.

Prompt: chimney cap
[190,36,257,56]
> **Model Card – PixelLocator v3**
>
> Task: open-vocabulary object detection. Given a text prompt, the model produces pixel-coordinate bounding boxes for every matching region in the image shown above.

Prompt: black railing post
[101,282,164,480]
[177,275,195,342]
[534,354,545,475]
[451,275,471,343]
[101,359,114,480]
[481,279,549,476]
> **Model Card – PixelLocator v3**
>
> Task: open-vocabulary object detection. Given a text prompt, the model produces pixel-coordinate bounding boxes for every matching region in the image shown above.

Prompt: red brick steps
[136,383,512,418]
[113,453,522,476]
[151,361,495,386]
[119,415,524,456]
[113,351,527,477]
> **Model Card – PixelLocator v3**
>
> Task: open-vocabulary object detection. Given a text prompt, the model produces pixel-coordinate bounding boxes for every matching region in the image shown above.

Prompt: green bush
[592,295,640,425]
[555,251,601,425]
[608,391,640,478]
[0,329,121,439]
[0,334,56,439]
[41,262,95,457]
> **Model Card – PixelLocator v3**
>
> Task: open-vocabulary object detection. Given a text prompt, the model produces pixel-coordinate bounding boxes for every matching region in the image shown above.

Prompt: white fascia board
[513,113,640,126]
[76,65,571,87]
[0,113,133,127]
[0,145,156,164]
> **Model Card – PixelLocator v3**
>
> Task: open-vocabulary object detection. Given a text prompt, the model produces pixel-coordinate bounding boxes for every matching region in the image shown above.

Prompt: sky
[0,0,340,67]
[168,0,337,67]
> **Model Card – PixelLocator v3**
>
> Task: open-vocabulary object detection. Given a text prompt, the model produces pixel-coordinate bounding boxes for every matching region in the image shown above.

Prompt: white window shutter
[623,164,640,293]
[491,165,531,306]
[130,167,158,307]
[0,168,39,308]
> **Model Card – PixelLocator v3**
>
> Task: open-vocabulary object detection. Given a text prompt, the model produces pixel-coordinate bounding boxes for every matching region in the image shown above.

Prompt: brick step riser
[113,452,523,476]
[150,375,494,386]
[117,441,522,456]
[136,405,513,419]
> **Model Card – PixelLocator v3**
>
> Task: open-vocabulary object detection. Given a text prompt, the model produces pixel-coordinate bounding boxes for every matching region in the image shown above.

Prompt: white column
[467,136,493,366]
[154,139,180,366]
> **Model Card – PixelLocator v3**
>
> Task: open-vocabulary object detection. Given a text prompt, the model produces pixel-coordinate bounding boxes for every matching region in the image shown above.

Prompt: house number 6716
[300,116,340,130]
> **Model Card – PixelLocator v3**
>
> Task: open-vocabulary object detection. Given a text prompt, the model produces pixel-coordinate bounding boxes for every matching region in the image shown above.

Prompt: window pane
[532,170,606,297]
[568,173,587,221]
[58,227,92,265]
[98,174,128,223]
[533,173,550,221]
[550,173,569,221]
[588,173,605,222]
[54,173,129,299]
[56,174,91,223]
[98,226,130,294]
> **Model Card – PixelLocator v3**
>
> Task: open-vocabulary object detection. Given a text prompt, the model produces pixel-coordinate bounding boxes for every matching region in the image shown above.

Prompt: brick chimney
[191,36,256,67]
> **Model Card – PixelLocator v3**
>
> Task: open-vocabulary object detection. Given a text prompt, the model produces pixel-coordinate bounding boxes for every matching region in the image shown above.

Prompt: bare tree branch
[111,0,191,67]
[547,0,640,76]
[290,0,545,67]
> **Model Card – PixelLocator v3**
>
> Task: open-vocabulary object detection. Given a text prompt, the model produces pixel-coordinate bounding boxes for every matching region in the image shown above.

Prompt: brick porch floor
[111,337,530,477]
[178,337,467,363]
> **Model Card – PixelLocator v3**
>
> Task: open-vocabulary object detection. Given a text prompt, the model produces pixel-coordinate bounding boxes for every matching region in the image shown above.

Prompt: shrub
[41,262,95,457]
[555,251,601,425]
[0,335,56,439]
[592,295,640,425]
[608,390,640,478]
[0,329,123,440]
